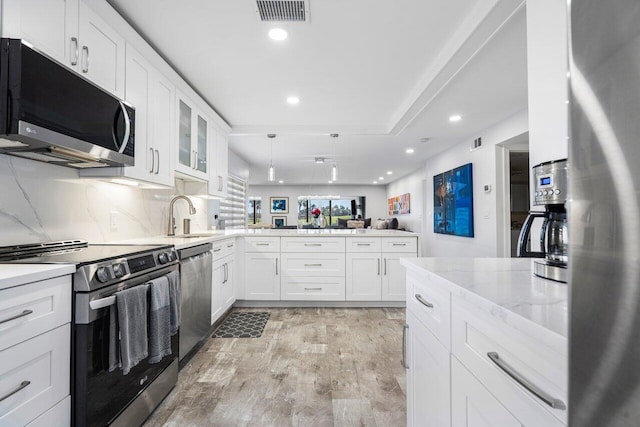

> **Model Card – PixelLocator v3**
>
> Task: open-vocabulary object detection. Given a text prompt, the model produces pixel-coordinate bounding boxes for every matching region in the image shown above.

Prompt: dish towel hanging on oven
[116,284,149,375]
[167,270,181,335]
[148,276,172,363]
[108,304,121,372]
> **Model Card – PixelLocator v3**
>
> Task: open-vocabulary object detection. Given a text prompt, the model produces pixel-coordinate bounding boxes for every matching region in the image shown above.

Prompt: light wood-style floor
[144,307,407,427]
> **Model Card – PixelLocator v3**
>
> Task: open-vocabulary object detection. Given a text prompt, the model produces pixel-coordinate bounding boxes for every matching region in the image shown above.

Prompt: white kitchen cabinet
[26,396,70,427]
[209,127,228,198]
[211,256,224,325]
[176,91,210,181]
[406,312,450,427]
[381,253,407,301]
[211,240,236,324]
[345,253,381,301]
[2,0,125,98]
[81,44,175,186]
[221,256,235,309]
[451,357,521,427]
[1,0,79,70]
[244,252,280,300]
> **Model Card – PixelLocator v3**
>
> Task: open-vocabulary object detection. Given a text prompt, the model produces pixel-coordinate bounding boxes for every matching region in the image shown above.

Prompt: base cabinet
[452,357,521,427]
[244,253,280,300]
[346,253,381,300]
[406,313,450,427]
[381,253,408,301]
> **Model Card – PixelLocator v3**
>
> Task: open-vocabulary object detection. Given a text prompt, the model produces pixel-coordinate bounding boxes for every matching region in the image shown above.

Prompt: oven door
[73,264,178,427]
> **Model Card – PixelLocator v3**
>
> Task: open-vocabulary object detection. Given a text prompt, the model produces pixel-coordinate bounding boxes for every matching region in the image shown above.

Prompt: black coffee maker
[517,159,568,283]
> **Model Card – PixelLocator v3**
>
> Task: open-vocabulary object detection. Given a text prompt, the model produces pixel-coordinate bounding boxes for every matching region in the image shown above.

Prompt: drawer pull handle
[402,324,409,369]
[304,287,322,291]
[256,243,270,246]
[392,243,407,246]
[0,309,33,325]
[0,381,31,402]
[304,263,322,267]
[227,244,234,248]
[213,248,222,252]
[415,294,434,308]
[487,352,566,410]
[356,243,371,246]
[304,243,322,246]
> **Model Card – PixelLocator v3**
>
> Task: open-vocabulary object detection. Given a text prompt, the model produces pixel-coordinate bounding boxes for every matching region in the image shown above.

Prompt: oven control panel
[74,246,178,291]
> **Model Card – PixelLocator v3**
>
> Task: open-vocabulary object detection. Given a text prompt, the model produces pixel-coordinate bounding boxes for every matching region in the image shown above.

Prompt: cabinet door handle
[304,263,322,267]
[304,243,322,247]
[81,45,89,73]
[377,258,380,275]
[227,244,234,248]
[149,148,155,173]
[487,352,566,410]
[191,150,196,169]
[218,176,223,191]
[0,381,31,402]
[415,294,434,308]
[223,263,228,283]
[304,287,322,291]
[0,309,33,325]
[194,151,199,169]
[275,258,278,275]
[402,324,409,369]
[384,258,387,275]
[154,149,160,174]
[70,37,79,65]
[213,248,222,253]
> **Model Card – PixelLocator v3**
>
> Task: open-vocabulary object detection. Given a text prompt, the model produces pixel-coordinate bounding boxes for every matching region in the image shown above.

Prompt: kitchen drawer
[26,395,70,427]
[281,276,345,301]
[452,296,568,425]
[281,237,345,253]
[281,253,345,277]
[212,238,235,259]
[0,275,71,351]
[0,324,70,426]
[381,237,417,253]
[244,236,280,252]
[406,270,451,350]
[345,237,381,252]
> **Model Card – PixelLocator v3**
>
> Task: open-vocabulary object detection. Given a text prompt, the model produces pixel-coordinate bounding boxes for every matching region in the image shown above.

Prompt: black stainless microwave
[0,38,135,168]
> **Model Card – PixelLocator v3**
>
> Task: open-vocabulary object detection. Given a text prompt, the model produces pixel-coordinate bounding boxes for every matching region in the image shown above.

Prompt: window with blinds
[219,176,247,229]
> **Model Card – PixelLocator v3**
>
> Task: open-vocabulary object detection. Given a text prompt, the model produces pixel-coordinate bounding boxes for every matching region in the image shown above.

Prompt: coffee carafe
[517,159,568,282]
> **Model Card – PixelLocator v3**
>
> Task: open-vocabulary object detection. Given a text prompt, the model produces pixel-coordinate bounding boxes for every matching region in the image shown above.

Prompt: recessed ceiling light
[405,148,414,154]
[286,96,300,105]
[278,180,284,184]
[449,114,462,122]
[386,171,393,175]
[373,181,378,184]
[268,28,288,41]
[315,157,325,164]
[379,177,384,180]
[328,180,333,184]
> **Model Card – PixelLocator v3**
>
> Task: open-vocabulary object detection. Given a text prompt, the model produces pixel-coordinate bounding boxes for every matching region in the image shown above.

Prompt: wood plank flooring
[144,308,407,427]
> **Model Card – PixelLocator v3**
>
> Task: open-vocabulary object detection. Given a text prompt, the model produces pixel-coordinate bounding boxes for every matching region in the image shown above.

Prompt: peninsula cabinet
[243,237,281,300]
[211,239,236,324]
[2,0,126,98]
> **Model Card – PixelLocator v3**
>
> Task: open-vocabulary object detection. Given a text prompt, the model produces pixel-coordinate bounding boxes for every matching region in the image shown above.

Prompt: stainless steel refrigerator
[569,1,640,426]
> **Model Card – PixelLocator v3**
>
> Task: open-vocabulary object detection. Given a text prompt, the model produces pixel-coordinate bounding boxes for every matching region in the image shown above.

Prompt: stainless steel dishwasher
[178,243,212,360]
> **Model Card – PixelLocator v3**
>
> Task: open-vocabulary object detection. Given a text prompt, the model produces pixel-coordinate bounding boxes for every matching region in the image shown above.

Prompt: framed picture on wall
[433,163,474,237]
[272,216,287,228]
[270,197,289,214]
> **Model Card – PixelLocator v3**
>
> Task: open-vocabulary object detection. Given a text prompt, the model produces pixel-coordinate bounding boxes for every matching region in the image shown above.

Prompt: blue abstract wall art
[433,163,474,238]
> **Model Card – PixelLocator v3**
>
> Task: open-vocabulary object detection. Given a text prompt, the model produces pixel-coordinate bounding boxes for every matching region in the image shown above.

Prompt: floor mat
[213,312,270,338]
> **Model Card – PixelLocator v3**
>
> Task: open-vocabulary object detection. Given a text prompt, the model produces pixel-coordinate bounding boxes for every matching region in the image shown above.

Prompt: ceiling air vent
[256,0,310,22]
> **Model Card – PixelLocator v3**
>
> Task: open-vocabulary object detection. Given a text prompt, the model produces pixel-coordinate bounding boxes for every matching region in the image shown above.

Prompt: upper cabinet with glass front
[176,91,210,181]
[2,0,126,99]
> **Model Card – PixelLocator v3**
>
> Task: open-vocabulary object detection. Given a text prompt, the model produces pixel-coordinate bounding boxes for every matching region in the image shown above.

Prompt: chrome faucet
[167,195,196,236]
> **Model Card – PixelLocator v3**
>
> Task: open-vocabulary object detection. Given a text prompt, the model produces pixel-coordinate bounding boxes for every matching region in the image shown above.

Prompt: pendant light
[331,133,339,181]
[267,134,276,181]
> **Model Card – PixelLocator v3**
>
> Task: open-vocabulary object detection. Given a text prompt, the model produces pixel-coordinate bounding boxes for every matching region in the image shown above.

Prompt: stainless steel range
[0,240,179,427]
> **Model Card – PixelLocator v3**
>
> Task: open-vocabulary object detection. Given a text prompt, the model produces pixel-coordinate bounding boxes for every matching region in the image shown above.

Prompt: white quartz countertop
[400,257,568,343]
[120,229,418,250]
[0,264,76,290]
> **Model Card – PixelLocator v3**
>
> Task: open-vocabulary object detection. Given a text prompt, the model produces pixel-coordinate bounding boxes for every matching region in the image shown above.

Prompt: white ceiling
[109,0,528,185]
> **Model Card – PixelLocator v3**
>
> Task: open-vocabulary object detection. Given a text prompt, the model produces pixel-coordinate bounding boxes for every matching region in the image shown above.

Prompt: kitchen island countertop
[400,257,568,350]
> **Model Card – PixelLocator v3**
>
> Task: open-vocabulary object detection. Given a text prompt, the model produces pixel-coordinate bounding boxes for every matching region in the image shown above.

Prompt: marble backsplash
[0,154,210,246]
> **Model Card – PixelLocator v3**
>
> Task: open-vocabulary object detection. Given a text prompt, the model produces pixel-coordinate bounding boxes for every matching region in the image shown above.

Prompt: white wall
[247,184,387,227]
[386,169,425,233]
[388,109,528,257]
[0,154,210,245]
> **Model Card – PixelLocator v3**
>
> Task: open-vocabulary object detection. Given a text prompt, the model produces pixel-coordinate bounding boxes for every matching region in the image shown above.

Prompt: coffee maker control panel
[533,159,568,206]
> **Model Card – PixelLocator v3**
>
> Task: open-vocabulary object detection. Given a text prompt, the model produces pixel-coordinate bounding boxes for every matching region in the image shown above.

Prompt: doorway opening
[508,152,530,257]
